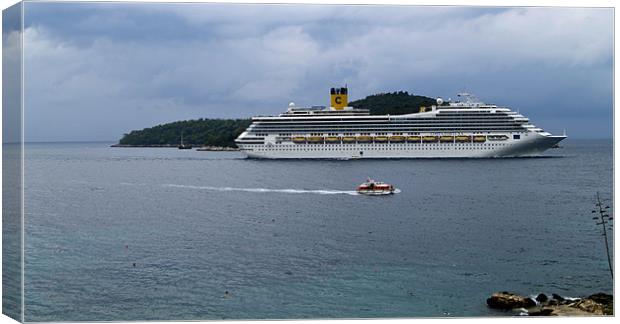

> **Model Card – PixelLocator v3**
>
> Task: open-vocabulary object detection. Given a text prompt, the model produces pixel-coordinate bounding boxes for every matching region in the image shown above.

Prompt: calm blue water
[22,139,613,321]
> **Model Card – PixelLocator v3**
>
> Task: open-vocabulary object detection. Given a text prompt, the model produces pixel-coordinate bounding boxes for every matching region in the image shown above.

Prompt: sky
[6,2,615,141]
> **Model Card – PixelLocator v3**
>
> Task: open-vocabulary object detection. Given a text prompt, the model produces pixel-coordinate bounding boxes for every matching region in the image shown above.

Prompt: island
[112,92,439,148]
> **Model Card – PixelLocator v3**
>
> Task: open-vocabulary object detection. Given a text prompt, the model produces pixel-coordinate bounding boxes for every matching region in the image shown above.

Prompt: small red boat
[357,178,396,195]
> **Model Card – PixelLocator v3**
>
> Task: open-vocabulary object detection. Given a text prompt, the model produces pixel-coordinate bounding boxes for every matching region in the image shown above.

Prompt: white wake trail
[162,184,360,196]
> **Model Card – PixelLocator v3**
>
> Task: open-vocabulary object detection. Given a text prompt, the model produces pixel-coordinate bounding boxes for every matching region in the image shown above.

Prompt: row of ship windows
[257,119,519,124]
[254,130,525,134]
[252,129,525,134]
[262,118,520,123]
[251,125,525,129]
[258,116,518,119]
[261,116,517,120]
[438,112,509,115]
[251,146,506,151]
[247,143,510,147]
[254,122,524,126]
[272,132,521,140]
[257,123,523,125]
[254,117,529,125]
[271,132,519,136]
[298,132,398,136]
[259,115,516,121]
[251,121,523,124]
[255,121,522,124]
[254,123,524,126]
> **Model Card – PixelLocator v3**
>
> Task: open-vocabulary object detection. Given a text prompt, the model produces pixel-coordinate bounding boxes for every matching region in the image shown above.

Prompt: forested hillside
[118,119,251,147]
[116,92,439,147]
[350,91,439,115]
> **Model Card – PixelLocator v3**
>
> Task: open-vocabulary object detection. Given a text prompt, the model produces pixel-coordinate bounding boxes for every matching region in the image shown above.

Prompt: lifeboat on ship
[473,135,487,143]
[407,136,421,142]
[342,136,357,143]
[487,135,509,141]
[325,136,341,143]
[455,135,471,142]
[357,178,396,196]
[389,136,405,142]
[357,136,373,143]
[422,136,438,143]
[307,136,324,143]
[292,136,306,143]
[439,136,455,142]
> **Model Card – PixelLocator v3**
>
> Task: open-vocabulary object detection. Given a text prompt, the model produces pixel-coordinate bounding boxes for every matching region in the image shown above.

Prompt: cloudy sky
[13,2,614,141]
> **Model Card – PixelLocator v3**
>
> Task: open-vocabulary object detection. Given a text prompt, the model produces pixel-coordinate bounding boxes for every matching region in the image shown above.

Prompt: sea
[14,139,614,321]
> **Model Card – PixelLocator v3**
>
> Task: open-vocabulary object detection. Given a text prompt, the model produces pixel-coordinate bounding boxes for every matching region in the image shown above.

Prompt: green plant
[591,192,614,279]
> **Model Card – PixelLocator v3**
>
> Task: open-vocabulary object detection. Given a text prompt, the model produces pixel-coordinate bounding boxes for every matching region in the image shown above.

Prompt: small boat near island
[178,133,193,150]
[357,178,396,195]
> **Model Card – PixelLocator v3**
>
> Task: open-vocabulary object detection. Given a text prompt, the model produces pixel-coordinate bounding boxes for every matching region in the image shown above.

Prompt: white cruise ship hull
[236,90,567,159]
[239,133,566,159]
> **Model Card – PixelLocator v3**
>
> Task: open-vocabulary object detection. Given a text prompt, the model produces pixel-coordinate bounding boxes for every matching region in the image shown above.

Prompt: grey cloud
[21,3,613,141]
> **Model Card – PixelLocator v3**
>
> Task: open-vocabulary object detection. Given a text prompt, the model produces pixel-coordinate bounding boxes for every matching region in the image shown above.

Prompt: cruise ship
[235,87,566,159]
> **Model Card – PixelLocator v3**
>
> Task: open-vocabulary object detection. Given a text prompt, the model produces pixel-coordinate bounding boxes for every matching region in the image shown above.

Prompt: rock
[524,297,537,307]
[552,293,565,302]
[567,293,613,315]
[536,293,548,303]
[588,293,613,315]
[528,308,555,316]
[587,293,613,306]
[544,305,596,316]
[570,298,604,315]
[514,307,529,316]
[488,291,613,316]
[487,292,537,309]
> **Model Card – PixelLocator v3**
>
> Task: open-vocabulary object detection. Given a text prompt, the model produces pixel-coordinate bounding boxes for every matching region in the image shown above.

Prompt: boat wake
[162,184,362,196]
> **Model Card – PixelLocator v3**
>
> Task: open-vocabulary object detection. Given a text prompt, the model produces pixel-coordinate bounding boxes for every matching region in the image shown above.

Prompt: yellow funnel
[330,87,348,110]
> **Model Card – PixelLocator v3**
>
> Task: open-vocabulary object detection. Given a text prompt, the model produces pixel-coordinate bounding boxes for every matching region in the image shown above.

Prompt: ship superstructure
[235,88,566,159]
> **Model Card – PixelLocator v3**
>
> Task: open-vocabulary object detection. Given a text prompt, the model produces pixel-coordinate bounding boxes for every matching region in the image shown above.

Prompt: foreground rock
[535,293,548,303]
[587,293,614,313]
[487,292,536,309]
[569,293,614,315]
[487,291,613,316]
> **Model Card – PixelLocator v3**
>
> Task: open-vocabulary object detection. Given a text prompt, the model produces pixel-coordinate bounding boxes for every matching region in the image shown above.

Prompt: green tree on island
[117,92,439,147]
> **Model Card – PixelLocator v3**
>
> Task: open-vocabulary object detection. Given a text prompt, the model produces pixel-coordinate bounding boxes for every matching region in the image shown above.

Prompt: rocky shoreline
[487,291,613,316]
[110,144,239,151]
[195,146,239,151]
[111,144,194,148]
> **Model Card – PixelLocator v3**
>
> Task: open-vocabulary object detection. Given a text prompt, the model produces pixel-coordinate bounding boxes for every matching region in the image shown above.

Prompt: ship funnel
[330,86,348,110]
